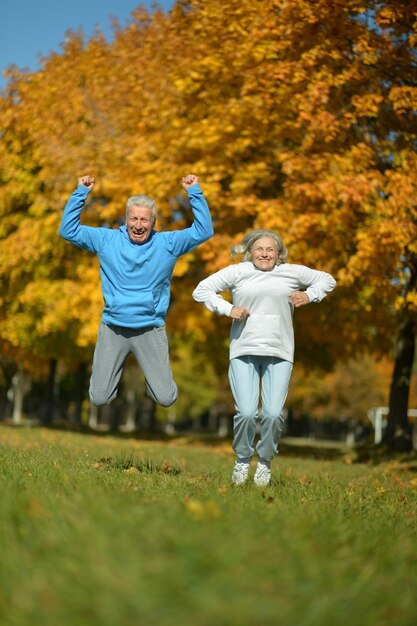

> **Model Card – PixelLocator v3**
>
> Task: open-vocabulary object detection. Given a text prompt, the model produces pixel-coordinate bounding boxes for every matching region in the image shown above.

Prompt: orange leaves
[229,162,272,197]
[288,355,393,423]
[389,86,417,115]
[351,93,384,118]
[172,255,191,278]
[353,36,379,66]
[1,0,417,379]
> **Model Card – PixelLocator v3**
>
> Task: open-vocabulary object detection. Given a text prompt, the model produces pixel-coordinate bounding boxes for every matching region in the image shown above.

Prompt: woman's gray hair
[126,195,156,221]
[231,230,288,265]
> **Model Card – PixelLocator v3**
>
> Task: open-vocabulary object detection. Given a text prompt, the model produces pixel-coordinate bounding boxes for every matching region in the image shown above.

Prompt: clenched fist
[78,175,95,191]
[290,291,309,308]
[230,306,250,321]
[182,174,199,190]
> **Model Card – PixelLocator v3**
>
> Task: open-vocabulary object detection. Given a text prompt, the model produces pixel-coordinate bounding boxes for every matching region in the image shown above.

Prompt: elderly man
[59,174,213,408]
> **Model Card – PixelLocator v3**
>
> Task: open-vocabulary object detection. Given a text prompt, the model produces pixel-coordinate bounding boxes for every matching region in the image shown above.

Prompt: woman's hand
[290,291,309,308]
[230,306,250,321]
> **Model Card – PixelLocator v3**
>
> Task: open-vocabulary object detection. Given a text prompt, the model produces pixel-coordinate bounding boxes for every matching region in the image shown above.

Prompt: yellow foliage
[0,0,416,379]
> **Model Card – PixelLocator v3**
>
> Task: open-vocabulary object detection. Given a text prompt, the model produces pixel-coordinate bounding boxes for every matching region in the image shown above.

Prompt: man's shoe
[254,462,271,487]
[231,461,250,485]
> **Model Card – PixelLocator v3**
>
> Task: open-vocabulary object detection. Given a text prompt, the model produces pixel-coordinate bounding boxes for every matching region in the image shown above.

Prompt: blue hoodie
[59,183,213,329]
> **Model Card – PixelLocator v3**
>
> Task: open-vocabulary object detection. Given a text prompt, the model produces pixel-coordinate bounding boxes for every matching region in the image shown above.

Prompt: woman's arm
[192,265,238,316]
[292,265,336,303]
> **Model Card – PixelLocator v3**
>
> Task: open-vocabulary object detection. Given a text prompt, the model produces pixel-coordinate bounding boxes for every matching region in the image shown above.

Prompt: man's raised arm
[165,174,214,256]
[59,175,105,253]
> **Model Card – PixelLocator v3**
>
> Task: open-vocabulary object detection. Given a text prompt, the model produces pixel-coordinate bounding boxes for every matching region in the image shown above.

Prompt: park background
[1,0,417,451]
[1,3,417,626]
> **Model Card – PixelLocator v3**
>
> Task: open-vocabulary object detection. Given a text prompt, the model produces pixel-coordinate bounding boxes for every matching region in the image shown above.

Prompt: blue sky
[0,1,175,90]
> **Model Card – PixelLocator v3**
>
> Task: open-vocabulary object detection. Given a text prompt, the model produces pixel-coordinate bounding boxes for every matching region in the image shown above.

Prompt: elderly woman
[192,230,336,487]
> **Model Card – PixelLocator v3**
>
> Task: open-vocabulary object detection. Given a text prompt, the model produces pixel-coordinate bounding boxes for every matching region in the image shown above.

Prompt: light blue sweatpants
[229,356,293,462]
[89,322,178,407]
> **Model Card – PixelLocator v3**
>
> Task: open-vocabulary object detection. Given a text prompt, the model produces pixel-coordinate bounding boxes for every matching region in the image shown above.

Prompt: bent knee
[152,386,178,408]
[89,389,116,407]
[236,412,257,423]
[157,390,178,408]
[262,413,284,423]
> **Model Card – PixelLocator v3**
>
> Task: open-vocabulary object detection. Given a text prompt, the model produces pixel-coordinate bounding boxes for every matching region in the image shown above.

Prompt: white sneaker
[231,461,250,485]
[254,462,271,487]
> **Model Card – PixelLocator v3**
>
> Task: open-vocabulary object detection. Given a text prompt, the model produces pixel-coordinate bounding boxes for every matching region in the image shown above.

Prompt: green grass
[0,425,416,626]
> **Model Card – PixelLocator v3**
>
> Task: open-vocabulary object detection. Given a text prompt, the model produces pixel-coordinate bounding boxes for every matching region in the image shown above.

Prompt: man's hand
[230,306,250,321]
[290,291,309,308]
[182,174,199,190]
[78,175,95,191]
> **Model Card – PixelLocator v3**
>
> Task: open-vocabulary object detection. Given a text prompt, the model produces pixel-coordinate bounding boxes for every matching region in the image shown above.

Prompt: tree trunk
[119,388,137,432]
[42,358,58,426]
[0,364,16,420]
[148,401,157,432]
[72,361,88,423]
[12,366,27,425]
[383,312,415,451]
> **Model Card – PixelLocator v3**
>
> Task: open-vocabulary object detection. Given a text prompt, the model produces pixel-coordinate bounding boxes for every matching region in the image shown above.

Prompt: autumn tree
[288,356,392,423]
[0,6,224,421]
[161,0,417,448]
[1,0,416,446]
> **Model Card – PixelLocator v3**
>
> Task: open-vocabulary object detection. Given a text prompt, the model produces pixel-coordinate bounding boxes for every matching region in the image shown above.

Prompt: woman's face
[250,237,279,271]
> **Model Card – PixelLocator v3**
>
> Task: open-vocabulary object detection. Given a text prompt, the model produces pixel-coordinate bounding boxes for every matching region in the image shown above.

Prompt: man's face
[126,205,155,244]
[250,237,278,271]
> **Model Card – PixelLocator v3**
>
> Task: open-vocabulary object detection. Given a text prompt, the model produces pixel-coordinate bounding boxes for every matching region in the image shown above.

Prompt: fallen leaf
[185,498,223,520]
[124,466,139,475]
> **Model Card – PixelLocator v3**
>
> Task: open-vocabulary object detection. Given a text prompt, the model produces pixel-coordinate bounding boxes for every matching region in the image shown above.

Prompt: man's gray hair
[126,195,156,221]
[231,229,288,265]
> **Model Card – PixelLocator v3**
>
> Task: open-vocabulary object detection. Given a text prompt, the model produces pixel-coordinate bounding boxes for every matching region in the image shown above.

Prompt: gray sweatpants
[89,322,178,407]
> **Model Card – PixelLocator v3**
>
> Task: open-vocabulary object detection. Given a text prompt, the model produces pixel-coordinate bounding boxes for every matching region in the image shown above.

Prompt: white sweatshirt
[192,262,336,362]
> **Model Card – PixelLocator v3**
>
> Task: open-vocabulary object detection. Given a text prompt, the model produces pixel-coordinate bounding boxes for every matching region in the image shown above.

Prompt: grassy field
[0,425,416,626]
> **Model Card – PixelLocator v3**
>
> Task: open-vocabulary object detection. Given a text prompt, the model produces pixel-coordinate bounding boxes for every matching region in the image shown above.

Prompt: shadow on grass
[94,454,182,475]
[352,443,417,468]
[2,420,416,468]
